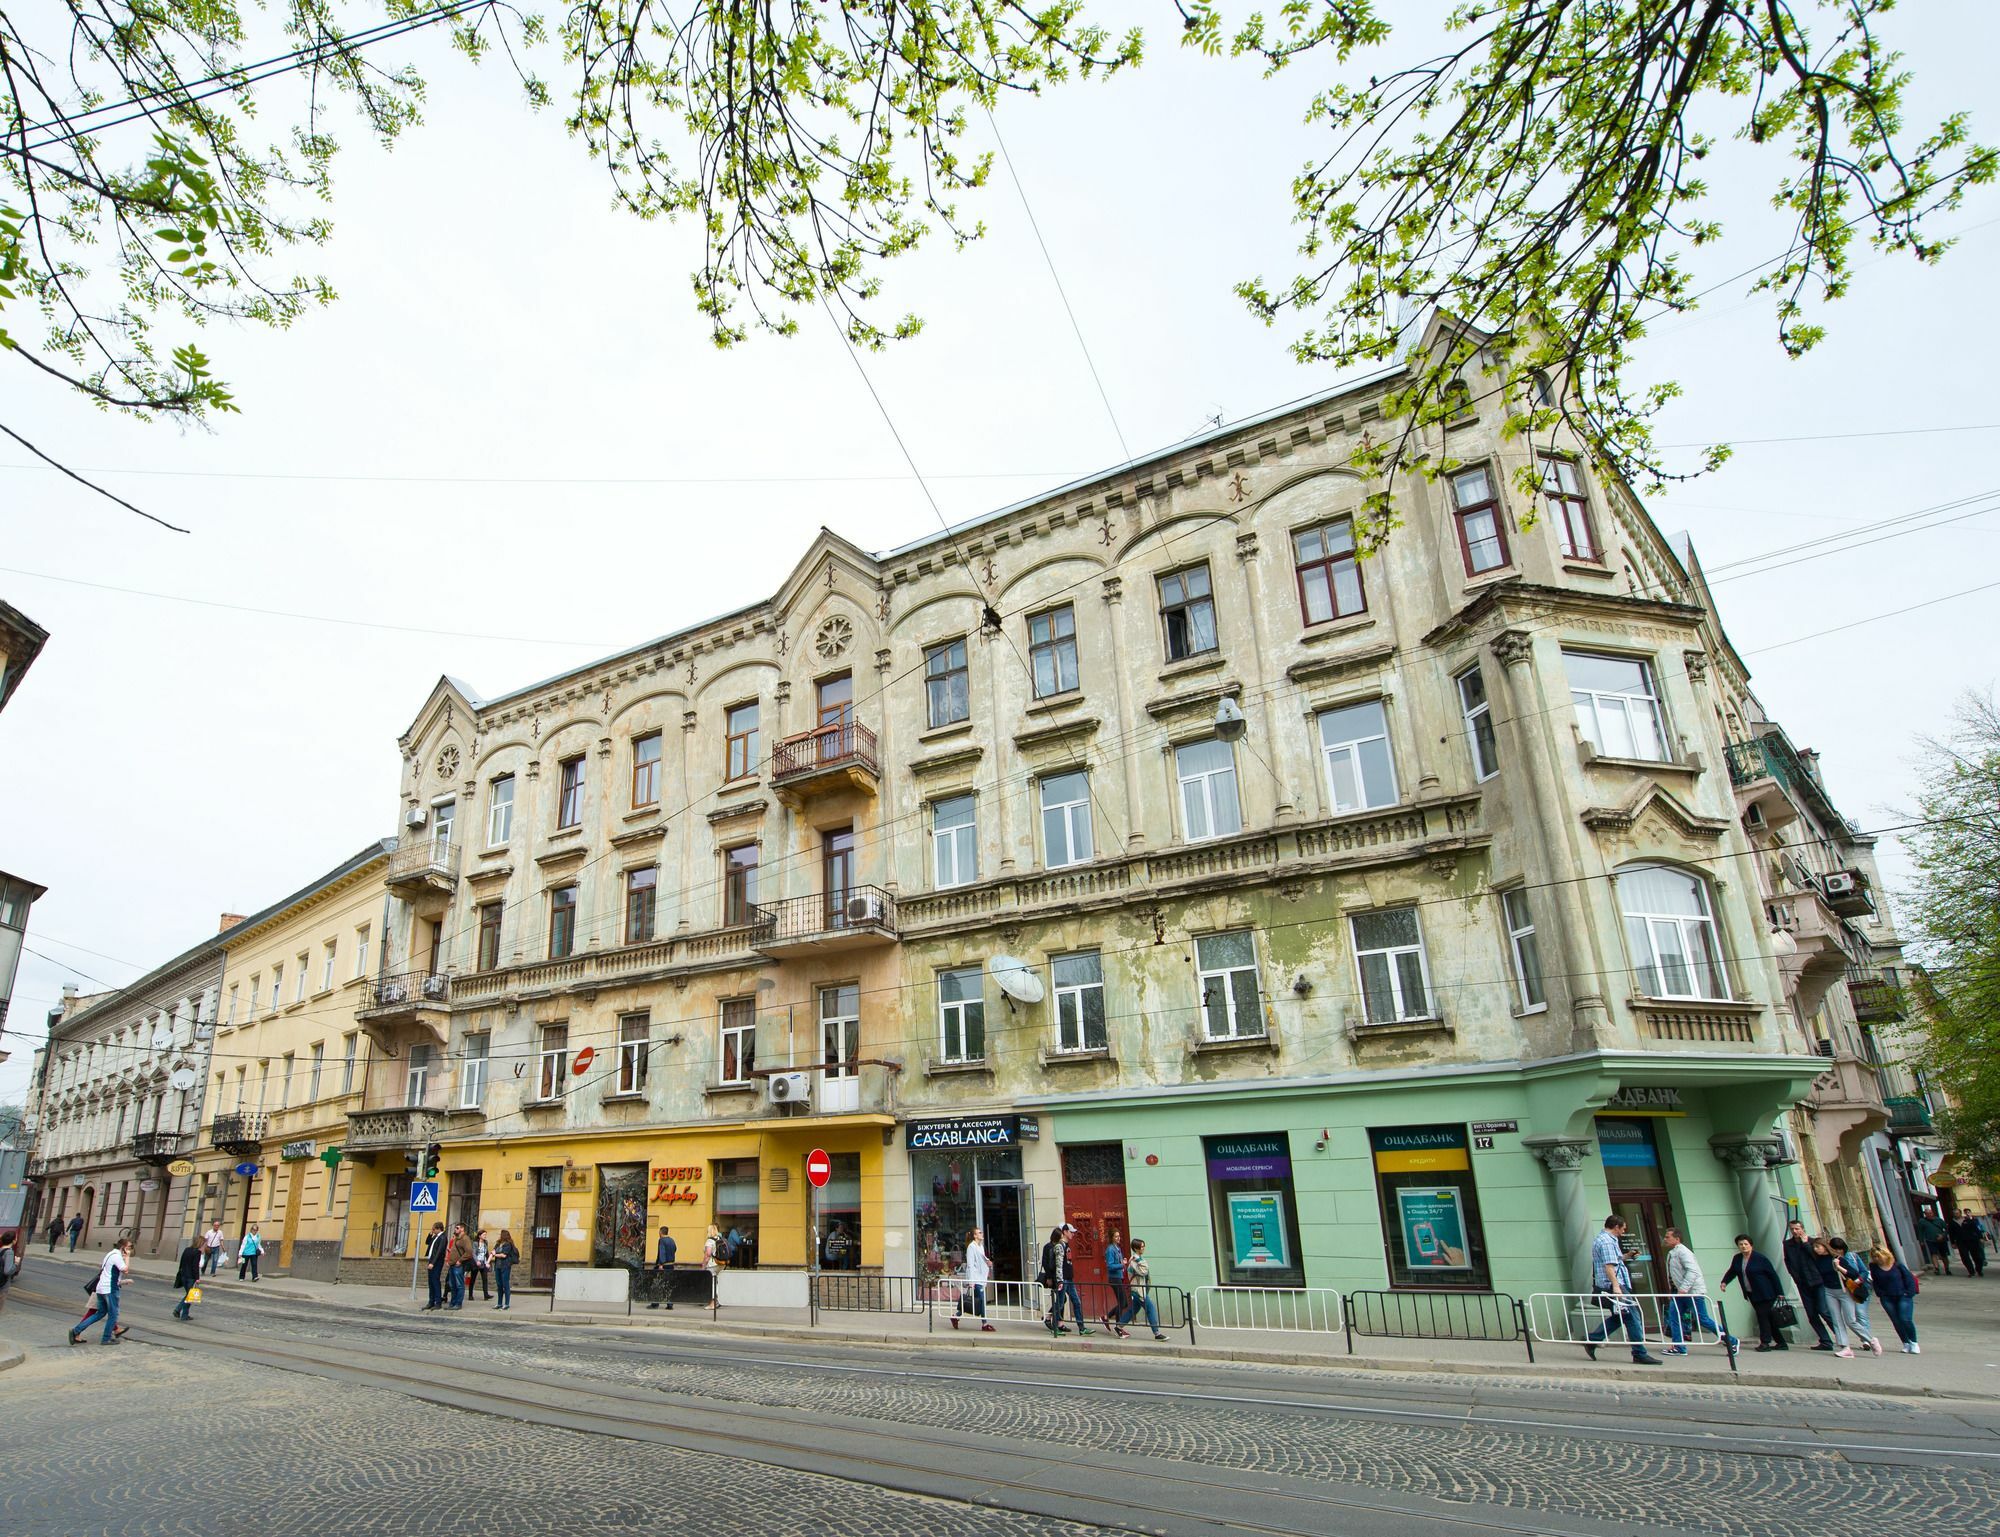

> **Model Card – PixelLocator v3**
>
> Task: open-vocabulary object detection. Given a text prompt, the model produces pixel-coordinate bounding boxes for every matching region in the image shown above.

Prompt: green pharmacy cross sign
[320,1146,344,1171]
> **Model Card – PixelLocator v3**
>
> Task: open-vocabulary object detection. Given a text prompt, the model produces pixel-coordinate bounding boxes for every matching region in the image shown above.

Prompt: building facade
[365,316,1842,1301]
[184,842,391,1282]
[27,939,225,1257]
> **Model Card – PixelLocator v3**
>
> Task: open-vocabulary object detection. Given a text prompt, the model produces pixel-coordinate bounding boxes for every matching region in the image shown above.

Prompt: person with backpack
[70,1237,133,1345]
[1868,1244,1920,1353]
[492,1230,519,1310]
[1048,1224,1090,1337]
[172,1236,204,1321]
[1826,1237,1883,1357]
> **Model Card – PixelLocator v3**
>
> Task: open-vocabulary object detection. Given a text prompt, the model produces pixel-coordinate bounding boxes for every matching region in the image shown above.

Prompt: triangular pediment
[1580,782,1731,842]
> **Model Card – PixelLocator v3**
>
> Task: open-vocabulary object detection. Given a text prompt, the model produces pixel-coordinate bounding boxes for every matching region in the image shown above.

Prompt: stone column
[1712,1135,1787,1264]
[1233,531,1295,824]
[1101,575,1145,851]
[1525,1136,1596,1291]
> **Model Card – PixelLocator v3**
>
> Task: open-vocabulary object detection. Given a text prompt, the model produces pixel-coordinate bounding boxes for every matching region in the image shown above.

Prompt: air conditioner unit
[1822,871,1861,899]
[405,806,429,829]
[845,891,885,924]
[1742,803,1767,830]
[767,1071,811,1106]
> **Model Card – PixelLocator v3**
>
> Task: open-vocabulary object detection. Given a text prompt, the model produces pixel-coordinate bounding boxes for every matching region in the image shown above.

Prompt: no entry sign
[805,1148,832,1189]
[572,1045,595,1075]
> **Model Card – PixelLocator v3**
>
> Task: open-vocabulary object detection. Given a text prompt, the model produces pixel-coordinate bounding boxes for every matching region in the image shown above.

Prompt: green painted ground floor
[1020,1049,1824,1304]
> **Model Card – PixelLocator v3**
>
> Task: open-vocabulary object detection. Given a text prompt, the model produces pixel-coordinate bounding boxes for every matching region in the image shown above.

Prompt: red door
[1059,1142,1128,1290]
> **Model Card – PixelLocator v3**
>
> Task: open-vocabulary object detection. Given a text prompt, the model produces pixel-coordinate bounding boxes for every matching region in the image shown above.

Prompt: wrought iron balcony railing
[750,886,897,953]
[771,720,879,784]
[386,836,462,886]
[131,1131,187,1164]
[1886,1094,1935,1133]
[360,970,452,1014]
[211,1111,268,1149]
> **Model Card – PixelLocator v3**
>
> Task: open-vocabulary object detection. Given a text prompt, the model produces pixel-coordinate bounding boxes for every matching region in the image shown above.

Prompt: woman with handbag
[1868,1244,1920,1353]
[1719,1234,1790,1350]
[491,1230,519,1310]
[1827,1237,1883,1357]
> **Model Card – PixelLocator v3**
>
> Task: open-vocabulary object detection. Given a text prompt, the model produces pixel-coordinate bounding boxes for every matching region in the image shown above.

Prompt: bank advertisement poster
[1227,1191,1289,1269]
[1396,1186,1470,1270]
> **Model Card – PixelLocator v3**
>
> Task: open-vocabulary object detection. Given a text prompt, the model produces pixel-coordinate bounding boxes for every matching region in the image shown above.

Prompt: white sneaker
[1902,1343,1916,1353]
[1835,1347,1855,1358]
[1910,1342,1922,1354]
[1868,1337,1884,1355]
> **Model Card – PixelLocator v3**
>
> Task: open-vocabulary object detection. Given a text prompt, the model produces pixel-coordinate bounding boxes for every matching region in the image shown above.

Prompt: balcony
[1886,1094,1935,1134]
[1725,737,1804,830]
[1847,967,1903,1023]
[211,1112,268,1155]
[131,1131,187,1166]
[751,886,898,959]
[1803,1052,1889,1160]
[345,1103,447,1153]
[1768,891,1854,1020]
[770,720,879,802]
[25,1155,47,1178]
[385,835,461,915]
[356,970,452,1050]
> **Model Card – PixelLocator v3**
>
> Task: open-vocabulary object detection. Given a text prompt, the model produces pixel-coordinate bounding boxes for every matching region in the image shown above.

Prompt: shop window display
[1367,1125,1491,1290]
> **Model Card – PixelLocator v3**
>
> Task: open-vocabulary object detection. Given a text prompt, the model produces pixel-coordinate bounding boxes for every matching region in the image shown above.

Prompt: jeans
[495,1260,513,1307]
[175,1286,197,1319]
[427,1264,445,1309]
[1665,1295,1732,1346]
[1883,1294,1918,1344]
[1119,1290,1162,1333]
[204,1248,220,1276]
[1833,1288,1875,1344]
[75,1286,120,1342]
[239,1251,260,1281]
[957,1283,987,1319]
[1585,1295,1647,1356]
[68,1231,80,1251]
[1796,1280,1836,1344]
[1105,1274,1132,1326]
[447,1264,466,1308]
[1049,1280,1084,1330]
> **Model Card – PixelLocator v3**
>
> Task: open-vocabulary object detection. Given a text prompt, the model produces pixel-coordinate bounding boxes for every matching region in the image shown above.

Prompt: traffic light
[423,1142,442,1180]
[404,1149,421,1177]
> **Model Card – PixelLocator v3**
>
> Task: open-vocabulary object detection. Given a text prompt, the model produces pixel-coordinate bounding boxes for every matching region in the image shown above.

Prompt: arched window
[1617,864,1728,1001]
[1528,370,1557,410]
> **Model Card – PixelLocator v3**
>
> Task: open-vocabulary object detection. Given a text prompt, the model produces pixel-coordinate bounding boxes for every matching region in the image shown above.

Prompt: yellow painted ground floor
[341,1114,902,1284]
[182,1123,361,1281]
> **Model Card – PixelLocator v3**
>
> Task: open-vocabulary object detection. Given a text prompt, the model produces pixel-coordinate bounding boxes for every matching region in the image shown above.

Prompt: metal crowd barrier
[1192,1284,1343,1333]
[810,1271,936,1329]
[1527,1292,1738,1372]
[1343,1289,1534,1361]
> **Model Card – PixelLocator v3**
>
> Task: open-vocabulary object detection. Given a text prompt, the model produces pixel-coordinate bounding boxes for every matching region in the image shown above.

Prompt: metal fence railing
[810,1271,934,1327]
[1343,1289,1534,1361]
[1192,1285,1343,1333]
[1527,1292,1738,1371]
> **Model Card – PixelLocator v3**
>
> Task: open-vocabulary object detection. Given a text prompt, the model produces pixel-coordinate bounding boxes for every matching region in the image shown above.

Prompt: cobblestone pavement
[0,1344,1104,1537]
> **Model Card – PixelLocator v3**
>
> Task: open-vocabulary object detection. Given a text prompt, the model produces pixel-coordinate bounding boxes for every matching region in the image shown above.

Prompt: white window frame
[308,1042,325,1102]
[432,798,456,855]
[1175,738,1242,843]
[405,1044,432,1107]
[1457,665,1499,782]
[1351,907,1435,1024]
[1040,771,1094,869]
[1566,651,1669,763]
[1195,930,1263,1041]
[1029,605,1080,698]
[459,1033,489,1108]
[925,637,971,728]
[295,953,310,1003]
[616,1013,650,1095]
[226,985,239,1027]
[536,1027,568,1102]
[938,967,986,1064]
[1501,888,1546,1012]
[719,999,756,1086]
[269,967,283,1013]
[280,1053,294,1109]
[820,985,860,1078]
[1052,951,1106,1053]
[341,1033,358,1095]
[557,756,585,829]
[1317,700,1399,813]
[321,940,337,992]
[487,776,514,846]
[1618,865,1731,1002]
[932,795,978,889]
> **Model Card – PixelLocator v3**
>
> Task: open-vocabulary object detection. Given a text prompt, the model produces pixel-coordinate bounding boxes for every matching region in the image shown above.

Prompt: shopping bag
[185,1287,202,1305]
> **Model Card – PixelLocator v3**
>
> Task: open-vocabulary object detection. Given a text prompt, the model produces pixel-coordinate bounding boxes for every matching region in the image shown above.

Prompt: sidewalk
[26,1248,2000,1399]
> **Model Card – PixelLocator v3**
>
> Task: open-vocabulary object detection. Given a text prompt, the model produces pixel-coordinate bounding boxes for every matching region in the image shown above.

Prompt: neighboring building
[1891,967,1994,1231]
[29,936,227,1257]
[369,314,1835,1300]
[0,597,48,715]
[184,841,392,1281]
[0,870,48,1041]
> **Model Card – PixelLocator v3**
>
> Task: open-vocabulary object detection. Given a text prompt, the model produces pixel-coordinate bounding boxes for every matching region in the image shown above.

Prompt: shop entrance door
[976,1181,1033,1284]
[1058,1143,1128,1289]
[1607,1194,1676,1295]
[529,1168,563,1287]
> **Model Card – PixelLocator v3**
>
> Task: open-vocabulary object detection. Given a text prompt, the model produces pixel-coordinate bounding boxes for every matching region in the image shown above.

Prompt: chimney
[218,912,247,933]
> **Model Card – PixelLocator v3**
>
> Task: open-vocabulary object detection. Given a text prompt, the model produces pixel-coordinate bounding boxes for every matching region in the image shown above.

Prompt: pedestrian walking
[1661,1228,1736,1353]
[1868,1244,1920,1353]
[1037,1226,1064,1331]
[237,1223,265,1281]
[66,1213,84,1252]
[1826,1237,1883,1357]
[492,1230,519,1310]
[422,1222,447,1311]
[1101,1228,1132,1338]
[703,1223,725,1311]
[69,1237,133,1345]
[1720,1234,1790,1350]
[647,1226,677,1309]
[471,1230,493,1301]
[1784,1219,1838,1350]
[172,1236,204,1320]
[1118,1238,1169,1341]
[204,1221,225,1276]
[0,1230,18,1313]
[953,1226,993,1332]
[1916,1211,1950,1277]
[1055,1224,1089,1337]
[1955,1213,1989,1277]
[1582,1215,1662,1365]
[446,1223,473,1308]
[46,1217,63,1253]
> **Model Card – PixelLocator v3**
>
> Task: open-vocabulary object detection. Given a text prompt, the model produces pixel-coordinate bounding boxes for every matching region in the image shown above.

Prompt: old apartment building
[356,314,1840,1300]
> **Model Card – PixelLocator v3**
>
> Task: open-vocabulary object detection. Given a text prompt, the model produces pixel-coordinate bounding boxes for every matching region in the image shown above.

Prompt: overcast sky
[4,3,1995,1102]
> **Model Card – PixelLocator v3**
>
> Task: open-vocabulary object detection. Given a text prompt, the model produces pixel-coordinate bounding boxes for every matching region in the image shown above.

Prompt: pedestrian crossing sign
[410,1181,440,1212]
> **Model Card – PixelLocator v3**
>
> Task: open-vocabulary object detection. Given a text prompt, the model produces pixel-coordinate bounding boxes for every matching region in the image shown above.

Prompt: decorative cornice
[1284,642,1398,689]
[1012,716,1101,754]
[1580,783,1731,841]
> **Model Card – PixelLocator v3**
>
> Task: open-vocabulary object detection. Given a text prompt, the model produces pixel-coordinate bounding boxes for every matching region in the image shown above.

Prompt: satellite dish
[170,1068,198,1091]
[988,955,1046,1006]
[151,1027,174,1051]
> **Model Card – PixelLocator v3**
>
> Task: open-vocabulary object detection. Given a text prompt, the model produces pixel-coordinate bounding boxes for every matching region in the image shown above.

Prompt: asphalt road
[5,1257,2000,1537]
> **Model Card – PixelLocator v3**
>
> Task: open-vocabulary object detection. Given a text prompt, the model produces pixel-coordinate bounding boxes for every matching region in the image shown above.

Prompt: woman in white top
[71,1237,134,1345]
[703,1224,723,1311]
[953,1227,995,1332]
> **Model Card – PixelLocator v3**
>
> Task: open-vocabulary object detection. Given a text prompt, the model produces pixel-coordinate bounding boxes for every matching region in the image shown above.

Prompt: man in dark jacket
[66,1213,84,1251]
[172,1238,204,1320]
[1955,1213,1988,1277]
[422,1223,447,1311]
[1782,1219,1835,1349]
[1720,1234,1788,1350]
[46,1217,64,1252]
[648,1227,678,1309]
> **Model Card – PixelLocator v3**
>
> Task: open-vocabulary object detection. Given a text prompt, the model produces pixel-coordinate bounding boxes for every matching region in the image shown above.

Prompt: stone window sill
[520,1097,563,1111]
[1297,612,1376,645]
[1190,1032,1275,1056]
[918,720,975,745]
[601,1090,648,1104]
[1158,653,1226,685]
[1562,559,1617,578]
[1579,745,1703,776]
[925,1056,993,1078]
[1347,1014,1451,1042]
[1026,688,1086,716]
[1040,1045,1114,1067]
[446,1104,487,1119]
